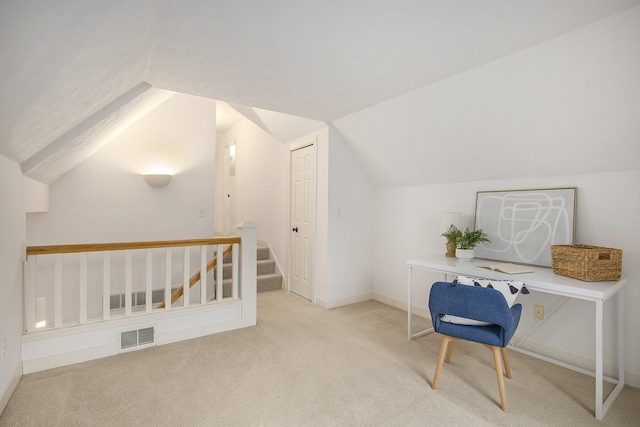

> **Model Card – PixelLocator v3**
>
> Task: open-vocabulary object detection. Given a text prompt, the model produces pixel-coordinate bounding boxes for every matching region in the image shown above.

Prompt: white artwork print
[474,188,576,267]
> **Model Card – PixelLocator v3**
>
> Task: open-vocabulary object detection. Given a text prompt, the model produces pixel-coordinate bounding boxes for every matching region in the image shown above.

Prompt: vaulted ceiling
[1,0,639,185]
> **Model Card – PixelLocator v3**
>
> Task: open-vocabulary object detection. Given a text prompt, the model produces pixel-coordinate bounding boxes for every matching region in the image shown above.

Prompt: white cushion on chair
[439,276,526,326]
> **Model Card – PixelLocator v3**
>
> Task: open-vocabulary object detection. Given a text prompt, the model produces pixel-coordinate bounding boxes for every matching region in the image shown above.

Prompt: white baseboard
[372,292,430,319]
[0,362,22,416]
[316,292,373,309]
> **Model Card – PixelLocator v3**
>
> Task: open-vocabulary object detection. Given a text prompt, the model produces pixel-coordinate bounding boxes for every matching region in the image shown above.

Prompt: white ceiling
[1,0,639,184]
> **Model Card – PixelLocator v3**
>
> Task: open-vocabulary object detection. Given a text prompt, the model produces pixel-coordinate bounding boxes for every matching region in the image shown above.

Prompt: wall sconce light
[143,174,173,188]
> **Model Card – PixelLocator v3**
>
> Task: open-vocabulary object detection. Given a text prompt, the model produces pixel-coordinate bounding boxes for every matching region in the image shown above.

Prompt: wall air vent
[119,326,156,352]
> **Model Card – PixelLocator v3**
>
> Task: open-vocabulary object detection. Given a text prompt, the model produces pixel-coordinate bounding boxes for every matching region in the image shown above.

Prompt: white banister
[216,244,223,302]
[125,251,133,316]
[238,222,257,327]
[232,243,239,300]
[54,254,63,327]
[183,246,190,307]
[79,252,88,324]
[165,248,172,311]
[24,235,250,333]
[200,245,207,304]
[103,252,111,320]
[145,250,152,314]
[26,256,37,332]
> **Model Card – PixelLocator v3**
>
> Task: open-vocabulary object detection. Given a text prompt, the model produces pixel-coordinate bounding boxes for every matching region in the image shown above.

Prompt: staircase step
[209,272,282,300]
[257,273,282,292]
[214,259,275,277]
[223,246,270,262]
[257,259,275,275]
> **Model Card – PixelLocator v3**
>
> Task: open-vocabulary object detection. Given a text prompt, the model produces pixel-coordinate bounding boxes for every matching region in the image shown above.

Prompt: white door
[290,144,316,301]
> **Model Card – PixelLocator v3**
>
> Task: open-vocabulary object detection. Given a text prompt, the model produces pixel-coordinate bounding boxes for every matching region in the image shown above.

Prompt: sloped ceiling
[1,0,639,185]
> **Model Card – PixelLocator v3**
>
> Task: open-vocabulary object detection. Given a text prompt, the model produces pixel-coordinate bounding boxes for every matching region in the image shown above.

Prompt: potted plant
[441,224,462,257]
[456,227,490,261]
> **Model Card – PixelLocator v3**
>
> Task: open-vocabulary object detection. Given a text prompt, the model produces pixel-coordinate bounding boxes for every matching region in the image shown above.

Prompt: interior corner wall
[213,131,226,236]
[373,170,640,386]
[321,126,375,307]
[26,93,217,245]
[216,119,290,276]
[0,155,26,413]
[312,128,329,306]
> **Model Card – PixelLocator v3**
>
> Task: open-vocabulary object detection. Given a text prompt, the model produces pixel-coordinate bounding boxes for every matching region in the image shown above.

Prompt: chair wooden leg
[501,347,512,379]
[445,339,454,363]
[491,346,508,412]
[433,336,452,390]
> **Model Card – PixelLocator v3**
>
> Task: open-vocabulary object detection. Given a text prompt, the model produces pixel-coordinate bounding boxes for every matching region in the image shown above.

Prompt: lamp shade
[143,174,172,188]
[439,212,463,233]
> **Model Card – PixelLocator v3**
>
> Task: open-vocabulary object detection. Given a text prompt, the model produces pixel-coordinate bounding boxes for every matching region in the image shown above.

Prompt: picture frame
[473,187,577,267]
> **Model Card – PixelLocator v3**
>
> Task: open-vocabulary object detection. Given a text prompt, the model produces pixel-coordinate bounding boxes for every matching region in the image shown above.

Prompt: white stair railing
[23,234,252,333]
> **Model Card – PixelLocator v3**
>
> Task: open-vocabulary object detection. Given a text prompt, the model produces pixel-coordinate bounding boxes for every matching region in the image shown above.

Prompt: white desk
[407,255,626,421]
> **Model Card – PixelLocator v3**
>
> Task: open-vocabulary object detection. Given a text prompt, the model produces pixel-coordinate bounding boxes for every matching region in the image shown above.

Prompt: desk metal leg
[408,265,413,340]
[595,291,626,420]
[407,265,434,340]
[595,298,604,420]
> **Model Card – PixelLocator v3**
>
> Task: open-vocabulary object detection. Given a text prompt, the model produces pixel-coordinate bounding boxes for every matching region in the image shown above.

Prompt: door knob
[292,227,298,232]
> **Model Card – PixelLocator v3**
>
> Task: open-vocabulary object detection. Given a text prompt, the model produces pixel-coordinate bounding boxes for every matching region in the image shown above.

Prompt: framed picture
[474,187,577,267]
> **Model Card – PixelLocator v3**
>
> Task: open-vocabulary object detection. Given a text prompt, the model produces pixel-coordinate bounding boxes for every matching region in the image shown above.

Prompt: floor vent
[120,326,156,351]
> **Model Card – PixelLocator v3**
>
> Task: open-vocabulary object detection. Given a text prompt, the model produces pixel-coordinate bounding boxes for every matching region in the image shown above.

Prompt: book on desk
[476,262,534,274]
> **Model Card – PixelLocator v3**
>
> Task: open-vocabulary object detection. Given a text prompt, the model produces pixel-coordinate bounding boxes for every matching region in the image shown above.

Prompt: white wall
[321,126,375,307]
[373,171,640,384]
[0,155,27,412]
[26,93,217,245]
[216,119,290,274]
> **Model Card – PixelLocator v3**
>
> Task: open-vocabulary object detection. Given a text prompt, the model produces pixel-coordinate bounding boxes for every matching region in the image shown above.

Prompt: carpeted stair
[214,246,282,298]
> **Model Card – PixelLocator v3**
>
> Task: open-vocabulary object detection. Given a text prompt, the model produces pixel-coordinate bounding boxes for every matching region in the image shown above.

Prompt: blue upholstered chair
[428,281,522,412]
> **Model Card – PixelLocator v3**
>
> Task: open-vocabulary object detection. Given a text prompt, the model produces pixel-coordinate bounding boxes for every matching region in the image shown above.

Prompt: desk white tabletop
[408,254,626,301]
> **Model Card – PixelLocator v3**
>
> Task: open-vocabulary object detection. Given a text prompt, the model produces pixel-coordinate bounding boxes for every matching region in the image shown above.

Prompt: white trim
[372,292,430,319]
[316,292,373,309]
[0,362,22,416]
[288,135,317,152]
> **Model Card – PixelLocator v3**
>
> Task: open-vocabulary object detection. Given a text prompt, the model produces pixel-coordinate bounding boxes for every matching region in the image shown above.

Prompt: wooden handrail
[26,237,241,256]
[157,244,235,309]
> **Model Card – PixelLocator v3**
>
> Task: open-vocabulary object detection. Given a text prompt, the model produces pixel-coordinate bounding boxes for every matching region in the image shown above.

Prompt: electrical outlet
[533,304,544,320]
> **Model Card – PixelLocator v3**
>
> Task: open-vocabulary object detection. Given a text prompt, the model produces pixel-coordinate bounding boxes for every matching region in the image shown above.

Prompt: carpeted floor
[1,289,639,426]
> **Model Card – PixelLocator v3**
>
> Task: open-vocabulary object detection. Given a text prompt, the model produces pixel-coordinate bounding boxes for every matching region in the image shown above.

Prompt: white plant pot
[456,248,475,261]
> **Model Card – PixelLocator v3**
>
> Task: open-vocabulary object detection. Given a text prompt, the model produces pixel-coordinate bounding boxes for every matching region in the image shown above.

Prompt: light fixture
[143,174,172,188]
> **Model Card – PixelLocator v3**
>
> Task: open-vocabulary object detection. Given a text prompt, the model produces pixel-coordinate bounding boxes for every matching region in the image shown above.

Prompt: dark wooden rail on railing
[26,237,241,255]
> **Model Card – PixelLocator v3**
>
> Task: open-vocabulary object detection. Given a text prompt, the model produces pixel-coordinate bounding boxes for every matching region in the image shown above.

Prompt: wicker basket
[550,245,622,282]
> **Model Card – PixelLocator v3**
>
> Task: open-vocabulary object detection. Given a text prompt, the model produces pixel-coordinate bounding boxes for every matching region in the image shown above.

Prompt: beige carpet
[1,289,639,426]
